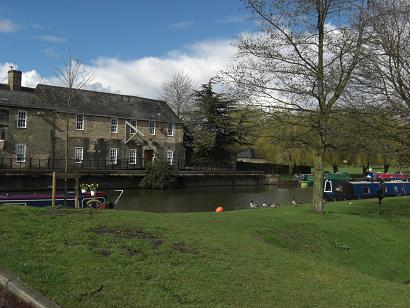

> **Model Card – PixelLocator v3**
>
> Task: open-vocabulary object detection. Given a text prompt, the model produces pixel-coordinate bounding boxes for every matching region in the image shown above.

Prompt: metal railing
[0,157,303,174]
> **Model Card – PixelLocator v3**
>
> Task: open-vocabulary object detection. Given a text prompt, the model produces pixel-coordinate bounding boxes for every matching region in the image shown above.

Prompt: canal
[109,185,313,212]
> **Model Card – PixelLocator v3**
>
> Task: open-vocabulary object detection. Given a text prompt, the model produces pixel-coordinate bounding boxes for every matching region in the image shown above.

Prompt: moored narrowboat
[0,191,109,208]
[323,179,410,201]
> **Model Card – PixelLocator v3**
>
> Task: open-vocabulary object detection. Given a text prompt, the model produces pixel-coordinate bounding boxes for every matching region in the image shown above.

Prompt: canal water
[109,185,313,213]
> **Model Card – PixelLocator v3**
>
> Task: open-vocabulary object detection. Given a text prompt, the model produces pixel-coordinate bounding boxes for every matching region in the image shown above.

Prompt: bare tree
[39,52,95,207]
[223,0,371,213]
[160,71,194,122]
[356,1,410,135]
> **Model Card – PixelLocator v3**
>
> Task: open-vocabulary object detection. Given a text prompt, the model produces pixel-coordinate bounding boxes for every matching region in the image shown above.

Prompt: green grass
[0,199,410,307]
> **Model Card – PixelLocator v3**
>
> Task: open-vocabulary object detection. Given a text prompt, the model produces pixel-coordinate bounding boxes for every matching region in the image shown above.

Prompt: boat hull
[0,192,107,208]
[324,180,410,201]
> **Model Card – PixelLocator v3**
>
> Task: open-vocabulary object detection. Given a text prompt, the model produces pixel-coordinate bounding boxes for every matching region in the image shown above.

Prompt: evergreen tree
[190,81,244,164]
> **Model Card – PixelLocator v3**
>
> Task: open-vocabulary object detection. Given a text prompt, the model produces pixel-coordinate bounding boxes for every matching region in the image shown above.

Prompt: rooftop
[0,83,181,123]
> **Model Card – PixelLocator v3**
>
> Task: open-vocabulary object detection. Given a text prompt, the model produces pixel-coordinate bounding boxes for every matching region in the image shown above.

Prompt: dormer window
[17,110,27,128]
[76,114,84,130]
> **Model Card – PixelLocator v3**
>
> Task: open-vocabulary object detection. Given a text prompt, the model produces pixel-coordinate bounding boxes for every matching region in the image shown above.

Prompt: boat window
[362,187,370,194]
[324,180,332,193]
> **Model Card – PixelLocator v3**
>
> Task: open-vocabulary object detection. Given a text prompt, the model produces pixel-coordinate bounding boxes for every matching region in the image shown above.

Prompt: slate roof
[0,84,181,123]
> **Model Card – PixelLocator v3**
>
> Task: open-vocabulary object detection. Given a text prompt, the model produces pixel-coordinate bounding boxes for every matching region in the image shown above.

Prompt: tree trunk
[383,157,389,173]
[288,163,294,176]
[312,148,325,214]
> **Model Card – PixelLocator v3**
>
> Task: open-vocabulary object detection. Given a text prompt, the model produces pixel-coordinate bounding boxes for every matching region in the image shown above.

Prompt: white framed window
[109,148,118,165]
[149,121,155,135]
[127,119,137,134]
[167,150,173,165]
[74,147,83,163]
[111,118,118,133]
[17,110,27,128]
[324,180,332,193]
[129,149,137,164]
[167,123,174,136]
[16,144,26,162]
[76,114,84,130]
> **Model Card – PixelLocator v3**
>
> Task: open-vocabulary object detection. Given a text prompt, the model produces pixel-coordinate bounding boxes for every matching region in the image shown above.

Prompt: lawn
[0,198,409,307]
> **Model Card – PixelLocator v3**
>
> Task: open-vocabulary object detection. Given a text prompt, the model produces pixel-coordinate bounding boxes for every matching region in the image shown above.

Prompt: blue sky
[0,0,256,97]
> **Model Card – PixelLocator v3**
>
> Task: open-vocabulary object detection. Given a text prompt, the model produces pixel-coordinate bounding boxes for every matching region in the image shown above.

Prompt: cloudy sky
[0,0,257,98]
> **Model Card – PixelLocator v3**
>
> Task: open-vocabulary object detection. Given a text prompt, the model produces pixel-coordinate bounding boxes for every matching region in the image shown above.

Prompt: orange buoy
[215,206,224,213]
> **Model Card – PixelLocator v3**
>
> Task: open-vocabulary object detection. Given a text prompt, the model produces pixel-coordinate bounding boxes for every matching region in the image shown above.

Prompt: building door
[143,150,154,166]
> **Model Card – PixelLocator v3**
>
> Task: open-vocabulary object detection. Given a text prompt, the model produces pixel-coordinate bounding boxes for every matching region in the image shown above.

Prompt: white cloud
[34,34,67,43]
[169,21,194,29]
[0,38,236,99]
[0,19,19,32]
[44,47,59,58]
[217,15,249,23]
[86,38,235,98]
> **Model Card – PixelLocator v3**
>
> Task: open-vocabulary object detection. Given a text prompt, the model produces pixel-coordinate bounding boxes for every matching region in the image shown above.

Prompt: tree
[160,71,195,122]
[39,53,94,207]
[139,160,178,189]
[355,1,410,148]
[190,81,246,164]
[224,0,371,213]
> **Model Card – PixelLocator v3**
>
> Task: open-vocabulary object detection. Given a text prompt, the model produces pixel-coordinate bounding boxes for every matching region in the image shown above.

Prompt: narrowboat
[299,172,350,187]
[323,179,410,201]
[0,191,109,208]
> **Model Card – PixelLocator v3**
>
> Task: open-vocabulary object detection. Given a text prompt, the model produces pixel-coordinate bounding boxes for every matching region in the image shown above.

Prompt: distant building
[0,68,184,169]
[236,148,268,164]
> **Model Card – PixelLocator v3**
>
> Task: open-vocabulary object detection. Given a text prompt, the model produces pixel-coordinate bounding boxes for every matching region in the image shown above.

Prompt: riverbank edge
[0,267,60,308]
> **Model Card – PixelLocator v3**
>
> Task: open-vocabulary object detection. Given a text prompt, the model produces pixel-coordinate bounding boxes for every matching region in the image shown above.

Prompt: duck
[250,200,258,208]
[270,203,280,208]
[291,198,302,206]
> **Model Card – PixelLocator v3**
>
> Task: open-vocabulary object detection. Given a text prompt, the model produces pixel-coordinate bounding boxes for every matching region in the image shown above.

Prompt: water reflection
[109,186,313,213]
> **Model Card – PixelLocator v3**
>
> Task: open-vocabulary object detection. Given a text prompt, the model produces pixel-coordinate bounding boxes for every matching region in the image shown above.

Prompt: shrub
[139,161,178,189]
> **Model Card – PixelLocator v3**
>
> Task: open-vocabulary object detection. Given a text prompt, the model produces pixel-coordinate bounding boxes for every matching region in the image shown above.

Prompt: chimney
[8,66,22,91]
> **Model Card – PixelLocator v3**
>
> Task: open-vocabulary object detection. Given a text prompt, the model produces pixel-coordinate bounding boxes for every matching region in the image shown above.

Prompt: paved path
[0,268,60,308]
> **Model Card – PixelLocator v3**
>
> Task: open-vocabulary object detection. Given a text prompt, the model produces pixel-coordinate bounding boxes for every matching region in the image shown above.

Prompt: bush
[139,161,178,189]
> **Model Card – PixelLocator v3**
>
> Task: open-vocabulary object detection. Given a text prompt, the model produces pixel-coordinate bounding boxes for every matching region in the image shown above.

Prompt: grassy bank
[0,198,409,307]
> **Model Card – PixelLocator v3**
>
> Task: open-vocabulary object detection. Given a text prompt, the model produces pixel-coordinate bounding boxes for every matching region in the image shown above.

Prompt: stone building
[0,68,184,169]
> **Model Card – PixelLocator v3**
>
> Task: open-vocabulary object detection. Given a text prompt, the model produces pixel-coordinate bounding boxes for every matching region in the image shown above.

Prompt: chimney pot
[8,68,22,91]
